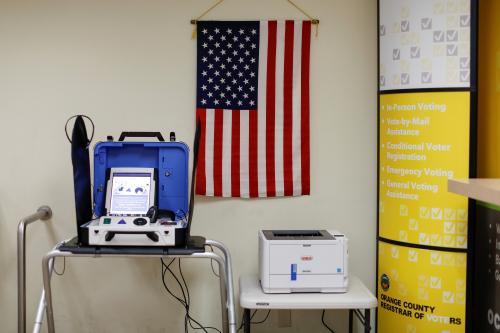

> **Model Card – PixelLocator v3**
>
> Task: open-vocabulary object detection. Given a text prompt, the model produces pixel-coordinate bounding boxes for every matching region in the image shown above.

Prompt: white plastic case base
[88,217,186,246]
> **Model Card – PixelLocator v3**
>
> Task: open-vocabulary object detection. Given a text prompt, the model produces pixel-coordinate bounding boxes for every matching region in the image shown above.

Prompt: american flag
[196,20,311,197]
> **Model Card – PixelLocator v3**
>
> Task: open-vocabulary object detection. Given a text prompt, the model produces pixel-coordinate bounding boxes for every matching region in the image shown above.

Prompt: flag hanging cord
[190,0,319,39]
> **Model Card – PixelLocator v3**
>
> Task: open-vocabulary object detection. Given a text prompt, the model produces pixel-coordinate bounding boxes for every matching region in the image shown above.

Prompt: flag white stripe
[257,21,268,197]
[239,110,250,198]
[274,21,285,196]
[292,21,303,196]
[205,109,215,196]
[222,109,232,197]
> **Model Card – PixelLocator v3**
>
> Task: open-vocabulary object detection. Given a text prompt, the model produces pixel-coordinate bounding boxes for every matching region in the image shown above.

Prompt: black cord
[252,310,271,324]
[160,258,221,333]
[321,310,335,333]
[237,310,271,331]
[161,259,186,307]
[53,257,66,276]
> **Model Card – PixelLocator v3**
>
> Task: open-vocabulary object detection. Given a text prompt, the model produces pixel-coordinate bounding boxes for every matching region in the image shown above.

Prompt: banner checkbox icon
[444,208,456,220]
[408,250,418,262]
[419,233,430,245]
[431,207,443,220]
[431,252,442,265]
[409,219,418,230]
[444,221,456,234]
[443,291,455,304]
[391,247,400,259]
[420,206,430,219]
[430,276,442,289]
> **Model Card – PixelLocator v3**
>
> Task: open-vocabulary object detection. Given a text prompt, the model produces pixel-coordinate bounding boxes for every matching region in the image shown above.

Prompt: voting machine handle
[118,131,165,142]
[104,231,160,243]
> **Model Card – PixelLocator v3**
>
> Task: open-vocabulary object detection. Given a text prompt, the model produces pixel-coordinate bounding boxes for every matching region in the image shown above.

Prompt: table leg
[349,309,353,333]
[364,309,371,333]
[244,309,251,333]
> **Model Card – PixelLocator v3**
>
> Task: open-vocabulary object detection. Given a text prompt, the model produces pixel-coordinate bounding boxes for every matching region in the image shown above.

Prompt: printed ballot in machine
[81,132,190,247]
[259,230,348,293]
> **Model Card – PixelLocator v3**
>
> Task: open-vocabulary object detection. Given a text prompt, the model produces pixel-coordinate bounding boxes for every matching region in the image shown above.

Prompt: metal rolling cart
[17,207,237,333]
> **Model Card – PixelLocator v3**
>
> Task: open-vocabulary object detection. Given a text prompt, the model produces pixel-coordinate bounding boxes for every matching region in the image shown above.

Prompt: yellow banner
[379,92,470,248]
[378,241,466,333]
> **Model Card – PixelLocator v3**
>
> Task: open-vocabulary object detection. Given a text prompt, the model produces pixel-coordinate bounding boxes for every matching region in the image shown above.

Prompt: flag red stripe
[213,109,224,196]
[301,21,311,195]
[196,108,206,195]
[231,110,240,197]
[283,20,294,196]
[266,21,277,197]
[249,109,259,197]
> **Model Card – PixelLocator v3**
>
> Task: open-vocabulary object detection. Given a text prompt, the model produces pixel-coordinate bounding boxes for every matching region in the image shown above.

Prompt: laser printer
[259,230,348,293]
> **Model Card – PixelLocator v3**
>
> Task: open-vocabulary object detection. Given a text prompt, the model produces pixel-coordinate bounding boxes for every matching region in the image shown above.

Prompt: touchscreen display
[109,172,152,215]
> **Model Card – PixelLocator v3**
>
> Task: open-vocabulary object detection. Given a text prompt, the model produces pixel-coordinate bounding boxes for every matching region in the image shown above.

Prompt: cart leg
[364,309,371,333]
[33,258,54,333]
[42,254,56,333]
[349,309,353,333]
[206,240,236,333]
[217,259,229,333]
[244,309,251,333]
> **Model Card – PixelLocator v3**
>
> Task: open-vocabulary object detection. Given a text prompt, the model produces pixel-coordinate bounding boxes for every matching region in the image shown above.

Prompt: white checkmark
[418,275,429,287]
[411,47,420,57]
[419,233,429,244]
[442,291,455,304]
[444,235,456,246]
[447,30,457,41]
[408,250,418,262]
[444,221,456,234]
[461,71,470,81]
[431,252,442,265]
[434,31,444,42]
[430,276,442,289]
[447,45,457,55]
[391,247,399,259]
[431,234,441,245]
[456,279,466,291]
[461,57,470,68]
[422,72,431,83]
[457,222,467,234]
[431,208,443,220]
[409,219,418,230]
[457,235,467,247]
[422,18,431,29]
[407,324,417,333]
[460,15,470,26]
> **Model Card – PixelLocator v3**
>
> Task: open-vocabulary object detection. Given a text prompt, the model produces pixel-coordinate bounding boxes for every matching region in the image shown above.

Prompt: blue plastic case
[92,140,189,218]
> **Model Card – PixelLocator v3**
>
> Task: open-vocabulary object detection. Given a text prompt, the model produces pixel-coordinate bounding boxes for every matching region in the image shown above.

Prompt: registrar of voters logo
[381,274,390,292]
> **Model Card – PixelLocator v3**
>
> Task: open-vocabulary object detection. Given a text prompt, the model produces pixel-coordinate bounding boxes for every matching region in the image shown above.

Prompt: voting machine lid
[93,132,189,218]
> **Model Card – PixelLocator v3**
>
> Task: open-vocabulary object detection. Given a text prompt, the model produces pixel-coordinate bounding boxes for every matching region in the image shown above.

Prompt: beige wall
[0,0,377,332]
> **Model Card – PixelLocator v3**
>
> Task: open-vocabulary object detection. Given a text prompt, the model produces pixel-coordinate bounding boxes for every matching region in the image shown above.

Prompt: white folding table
[239,275,377,333]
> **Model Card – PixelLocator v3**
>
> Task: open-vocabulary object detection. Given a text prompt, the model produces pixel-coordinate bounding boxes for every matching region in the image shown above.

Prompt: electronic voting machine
[80,132,189,247]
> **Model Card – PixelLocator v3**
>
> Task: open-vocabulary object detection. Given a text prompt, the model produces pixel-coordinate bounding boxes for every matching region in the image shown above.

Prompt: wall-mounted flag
[196,20,311,198]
